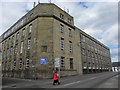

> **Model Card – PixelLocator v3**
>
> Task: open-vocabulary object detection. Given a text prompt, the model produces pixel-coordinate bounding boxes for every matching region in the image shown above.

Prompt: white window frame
[20,42,24,53]
[60,38,64,50]
[29,24,32,33]
[16,32,19,40]
[69,28,72,37]
[69,41,73,53]
[60,24,64,33]
[61,57,65,69]
[22,28,25,36]
[27,39,31,49]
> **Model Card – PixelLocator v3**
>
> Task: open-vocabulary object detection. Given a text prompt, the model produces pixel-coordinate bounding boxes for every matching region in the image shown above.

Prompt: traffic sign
[54,58,60,67]
[40,58,48,64]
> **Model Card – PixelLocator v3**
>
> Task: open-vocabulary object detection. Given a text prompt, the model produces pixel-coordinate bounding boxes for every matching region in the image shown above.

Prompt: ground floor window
[70,58,73,69]
[61,57,65,69]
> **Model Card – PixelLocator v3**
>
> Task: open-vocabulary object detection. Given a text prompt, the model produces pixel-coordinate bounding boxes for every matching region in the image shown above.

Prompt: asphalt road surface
[2,72,119,89]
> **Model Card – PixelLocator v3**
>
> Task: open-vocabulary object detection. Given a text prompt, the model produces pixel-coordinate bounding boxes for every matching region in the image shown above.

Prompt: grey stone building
[0,36,2,64]
[1,3,112,79]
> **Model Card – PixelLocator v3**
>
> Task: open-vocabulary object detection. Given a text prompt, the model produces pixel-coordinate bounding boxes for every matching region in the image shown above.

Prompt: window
[20,42,24,53]
[10,47,13,56]
[7,49,9,58]
[27,39,31,49]
[69,28,72,37]
[12,27,15,33]
[95,53,97,59]
[68,18,71,23]
[60,13,64,19]
[19,58,22,69]
[11,36,14,44]
[5,32,8,38]
[30,13,33,18]
[91,52,94,58]
[81,48,85,55]
[23,18,26,24]
[29,24,32,33]
[60,38,64,50]
[87,50,90,57]
[26,58,29,68]
[15,45,18,54]
[80,34,85,42]
[22,28,25,36]
[16,32,19,40]
[4,41,6,50]
[61,57,65,69]
[8,30,11,36]
[60,24,64,33]
[70,58,73,69]
[7,38,10,48]
[2,42,4,49]
[41,46,47,52]
[13,59,16,69]
[69,41,73,53]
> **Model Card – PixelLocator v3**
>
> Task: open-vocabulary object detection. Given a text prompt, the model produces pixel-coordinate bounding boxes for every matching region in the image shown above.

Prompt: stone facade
[1,3,112,79]
[0,37,2,65]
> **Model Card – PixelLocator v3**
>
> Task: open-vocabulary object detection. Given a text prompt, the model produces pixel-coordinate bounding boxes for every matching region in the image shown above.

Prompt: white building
[112,62,120,72]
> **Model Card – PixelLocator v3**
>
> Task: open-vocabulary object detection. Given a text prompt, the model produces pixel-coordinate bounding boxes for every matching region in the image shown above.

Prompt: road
[2,72,119,89]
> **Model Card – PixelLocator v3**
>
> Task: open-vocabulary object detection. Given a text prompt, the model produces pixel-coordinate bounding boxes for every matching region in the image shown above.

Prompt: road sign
[54,58,60,67]
[40,58,48,64]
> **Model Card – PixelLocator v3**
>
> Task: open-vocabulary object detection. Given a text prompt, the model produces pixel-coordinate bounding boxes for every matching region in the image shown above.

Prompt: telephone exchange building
[1,3,112,79]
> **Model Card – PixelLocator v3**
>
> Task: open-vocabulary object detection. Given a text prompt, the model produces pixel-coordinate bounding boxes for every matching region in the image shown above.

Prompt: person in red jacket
[53,70,60,85]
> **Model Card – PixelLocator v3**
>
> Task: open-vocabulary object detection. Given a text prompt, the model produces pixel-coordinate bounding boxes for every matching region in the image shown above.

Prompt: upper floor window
[68,18,71,23]
[16,32,19,40]
[10,47,13,56]
[60,24,64,33]
[60,38,64,50]
[80,34,85,42]
[60,13,64,19]
[61,57,65,69]
[81,48,86,55]
[15,44,18,54]
[87,50,90,57]
[2,43,4,50]
[12,36,14,43]
[30,13,33,18]
[20,42,24,53]
[69,41,73,53]
[27,39,31,49]
[22,28,25,36]
[41,45,47,52]
[8,38,10,47]
[91,52,95,58]
[29,24,32,33]
[26,58,29,68]
[69,28,72,37]
[8,30,11,36]
[7,49,9,58]
[95,53,97,59]
[21,18,26,25]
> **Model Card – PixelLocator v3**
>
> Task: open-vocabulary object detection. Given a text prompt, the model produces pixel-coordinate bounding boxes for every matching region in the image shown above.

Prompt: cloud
[0,1,118,63]
[1,2,27,35]
[100,23,118,46]
[110,48,119,62]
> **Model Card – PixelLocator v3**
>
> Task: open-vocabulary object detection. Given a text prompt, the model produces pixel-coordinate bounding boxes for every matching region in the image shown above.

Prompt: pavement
[97,74,119,88]
[2,72,119,89]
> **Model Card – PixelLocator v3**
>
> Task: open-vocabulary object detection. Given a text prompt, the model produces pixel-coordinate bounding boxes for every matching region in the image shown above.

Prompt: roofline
[75,26,110,50]
[1,14,75,42]
[1,3,73,37]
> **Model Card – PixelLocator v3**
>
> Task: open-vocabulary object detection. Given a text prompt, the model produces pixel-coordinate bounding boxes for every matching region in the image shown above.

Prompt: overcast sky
[0,0,119,62]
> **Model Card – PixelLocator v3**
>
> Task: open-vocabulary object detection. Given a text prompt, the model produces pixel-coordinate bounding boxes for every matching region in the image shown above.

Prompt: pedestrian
[53,70,60,85]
